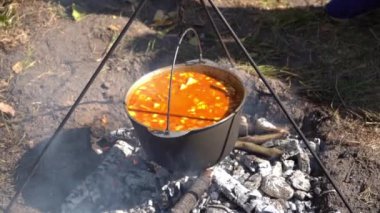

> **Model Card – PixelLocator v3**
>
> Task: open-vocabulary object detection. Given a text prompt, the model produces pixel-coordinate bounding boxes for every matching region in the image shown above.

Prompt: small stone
[250,189,262,198]
[281,139,301,159]
[232,165,245,179]
[243,173,262,190]
[282,170,294,178]
[289,170,311,191]
[191,208,200,213]
[147,206,155,212]
[272,161,283,177]
[260,175,294,200]
[294,190,313,200]
[271,199,286,213]
[238,172,251,183]
[101,82,110,89]
[260,205,281,213]
[295,200,305,212]
[253,198,284,213]
[233,161,239,167]
[242,155,272,176]
[297,151,311,174]
[288,201,296,211]
[210,191,219,200]
[206,206,231,213]
[314,186,322,195]
[282,160,295,171]
[304,201,313,211]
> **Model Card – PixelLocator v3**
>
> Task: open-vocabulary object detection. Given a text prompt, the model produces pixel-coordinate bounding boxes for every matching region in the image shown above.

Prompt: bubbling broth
[126,70,242,131]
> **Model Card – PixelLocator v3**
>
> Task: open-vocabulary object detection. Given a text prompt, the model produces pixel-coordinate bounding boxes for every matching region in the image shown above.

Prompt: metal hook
[165,28,204,133]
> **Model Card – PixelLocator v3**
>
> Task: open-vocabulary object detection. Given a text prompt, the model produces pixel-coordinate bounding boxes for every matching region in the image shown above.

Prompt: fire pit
[61,124,325,213]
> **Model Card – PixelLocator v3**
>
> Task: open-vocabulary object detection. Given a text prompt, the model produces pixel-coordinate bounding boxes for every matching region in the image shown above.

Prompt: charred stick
[171,170,212,213]
[234,141,283,158]
[239,132,288,145]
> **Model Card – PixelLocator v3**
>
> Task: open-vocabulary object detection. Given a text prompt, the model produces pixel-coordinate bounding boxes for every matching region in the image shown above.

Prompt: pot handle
[165,28,204,133]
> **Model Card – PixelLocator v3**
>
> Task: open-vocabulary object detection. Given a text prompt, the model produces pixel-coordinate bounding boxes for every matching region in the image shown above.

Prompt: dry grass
[236,7,380,122]
[0,0,64,51]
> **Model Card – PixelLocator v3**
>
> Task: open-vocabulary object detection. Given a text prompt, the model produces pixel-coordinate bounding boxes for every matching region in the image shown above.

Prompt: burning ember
[62,117,326,213]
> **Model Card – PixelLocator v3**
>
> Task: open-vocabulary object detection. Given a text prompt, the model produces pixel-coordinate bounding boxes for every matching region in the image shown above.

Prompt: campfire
[61,116,324,213]
[5,1,354,213]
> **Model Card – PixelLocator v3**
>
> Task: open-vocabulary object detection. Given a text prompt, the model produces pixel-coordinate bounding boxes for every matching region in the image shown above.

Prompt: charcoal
[281,139,301,160]
[243,173,262,190]
[297,151,311,174]
[295,200,305,213]
[252,197,285,213]
[210,191,219,200]
[272,161,283,177]
[260,175,294,200]
[213,167,256,212]
[62,127,325,213]
[290,170,311,192]
[206,205,232,213]
[288,201,297,211]
[242,155,272,176]
[294,190,313,200]
[282,160,295,171]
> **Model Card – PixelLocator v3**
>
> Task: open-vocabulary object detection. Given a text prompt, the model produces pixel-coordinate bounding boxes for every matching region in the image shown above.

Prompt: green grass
[0,1,18,28]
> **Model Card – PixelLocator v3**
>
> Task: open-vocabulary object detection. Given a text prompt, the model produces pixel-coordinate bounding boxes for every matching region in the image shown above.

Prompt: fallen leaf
[101,114,108,126]
[153,10,166,22]
[0,102,16,117]
[152,10,175,27]
[0,79,8,88]
[107,24,121,32]
[72,3,86,21]
[12,61,23,74]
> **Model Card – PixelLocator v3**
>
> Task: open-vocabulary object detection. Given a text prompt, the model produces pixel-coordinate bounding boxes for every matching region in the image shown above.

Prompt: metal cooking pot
[124,28,246,171]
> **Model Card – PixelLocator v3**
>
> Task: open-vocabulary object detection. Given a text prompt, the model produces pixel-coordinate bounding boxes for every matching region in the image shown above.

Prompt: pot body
[125,60,246,171]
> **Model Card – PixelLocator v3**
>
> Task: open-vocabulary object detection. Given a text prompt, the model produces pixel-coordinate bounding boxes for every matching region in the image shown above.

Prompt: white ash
[62,127,324,213]
[61,139,198,213]
[272,161,283,177]
[195,136,324,213]
[241,155,272,176]
[289,170,311,191]
[260,175,294,200]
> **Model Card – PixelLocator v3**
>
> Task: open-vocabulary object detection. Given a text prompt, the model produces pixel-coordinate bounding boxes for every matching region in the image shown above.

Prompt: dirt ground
[0,0,379,212]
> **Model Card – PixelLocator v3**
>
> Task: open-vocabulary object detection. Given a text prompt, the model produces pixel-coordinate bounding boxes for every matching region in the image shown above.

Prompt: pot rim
[124,59,247,137]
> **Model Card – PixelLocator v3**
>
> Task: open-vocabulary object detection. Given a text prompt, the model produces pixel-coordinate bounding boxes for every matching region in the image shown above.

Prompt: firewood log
[239,132,288,145]
[234,141,283,158]
[171,170,212,213]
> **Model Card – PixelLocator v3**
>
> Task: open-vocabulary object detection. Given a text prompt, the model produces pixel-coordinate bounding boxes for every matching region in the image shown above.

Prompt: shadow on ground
[14,128,102,212]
